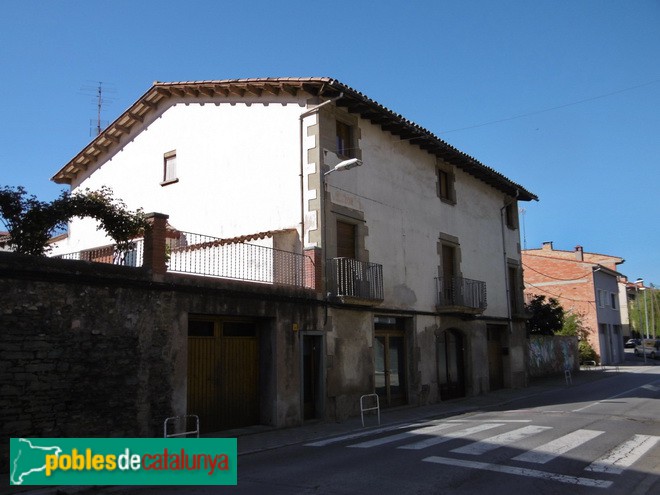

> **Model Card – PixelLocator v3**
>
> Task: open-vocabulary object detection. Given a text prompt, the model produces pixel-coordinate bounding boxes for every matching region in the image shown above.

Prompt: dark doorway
[437,329,466,400]
[487,324,505,391]
[303,335,322,420]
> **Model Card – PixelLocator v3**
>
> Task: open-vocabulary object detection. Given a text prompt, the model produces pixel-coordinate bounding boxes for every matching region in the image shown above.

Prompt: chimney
[542,241,553,250]
[575,245,584,261]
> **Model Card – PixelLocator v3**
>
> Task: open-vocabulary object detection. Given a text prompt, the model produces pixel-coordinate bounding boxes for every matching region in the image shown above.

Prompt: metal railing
[53,240,144,267]
[51,232,311,288]
[436,276,487,310]
[167,231,307,287]
[327,257,384,301]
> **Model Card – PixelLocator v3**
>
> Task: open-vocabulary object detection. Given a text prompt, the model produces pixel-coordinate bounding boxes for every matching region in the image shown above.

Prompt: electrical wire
[522,261,590,282]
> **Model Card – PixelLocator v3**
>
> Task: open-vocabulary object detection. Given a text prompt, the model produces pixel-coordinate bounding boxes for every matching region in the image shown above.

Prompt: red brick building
[522,242,625,364]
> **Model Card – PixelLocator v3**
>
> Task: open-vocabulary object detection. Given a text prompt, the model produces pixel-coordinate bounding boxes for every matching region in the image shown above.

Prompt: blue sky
[1,0,658,284]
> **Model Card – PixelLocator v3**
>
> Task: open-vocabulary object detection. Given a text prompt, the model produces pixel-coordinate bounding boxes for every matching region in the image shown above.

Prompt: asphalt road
[115,364,660,495]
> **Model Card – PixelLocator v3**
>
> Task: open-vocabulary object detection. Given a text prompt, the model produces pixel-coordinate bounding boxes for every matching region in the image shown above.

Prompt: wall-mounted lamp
[324,158,363,176]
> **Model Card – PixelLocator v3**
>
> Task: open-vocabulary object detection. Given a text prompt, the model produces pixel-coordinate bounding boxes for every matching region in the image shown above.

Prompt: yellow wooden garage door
[187,317,259,433]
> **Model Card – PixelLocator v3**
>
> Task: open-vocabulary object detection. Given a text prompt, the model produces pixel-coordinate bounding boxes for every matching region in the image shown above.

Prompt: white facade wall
[52,98,308,255]
[326,117,518,317]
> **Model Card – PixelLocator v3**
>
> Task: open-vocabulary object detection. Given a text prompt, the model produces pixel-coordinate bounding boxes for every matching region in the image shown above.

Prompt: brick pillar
[143,212,169,276]
[303,247,322,292]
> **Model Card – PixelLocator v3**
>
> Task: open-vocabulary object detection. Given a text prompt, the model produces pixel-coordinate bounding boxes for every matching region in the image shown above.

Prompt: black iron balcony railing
[327,257,384,303]
[436,276,487,313]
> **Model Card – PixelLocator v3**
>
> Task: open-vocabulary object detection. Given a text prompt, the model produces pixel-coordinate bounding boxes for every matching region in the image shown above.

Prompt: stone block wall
[0,251,321,473]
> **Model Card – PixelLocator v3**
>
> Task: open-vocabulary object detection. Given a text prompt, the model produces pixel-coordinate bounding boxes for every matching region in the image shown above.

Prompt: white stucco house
[50,77,537,426]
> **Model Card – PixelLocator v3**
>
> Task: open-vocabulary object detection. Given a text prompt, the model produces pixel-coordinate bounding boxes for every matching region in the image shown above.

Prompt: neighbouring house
[0,231,11,251]
[46,77,537,432]
[521,242,625,364]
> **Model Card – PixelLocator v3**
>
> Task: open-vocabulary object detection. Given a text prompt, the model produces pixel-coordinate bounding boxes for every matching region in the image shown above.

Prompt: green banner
[10,438,237,486]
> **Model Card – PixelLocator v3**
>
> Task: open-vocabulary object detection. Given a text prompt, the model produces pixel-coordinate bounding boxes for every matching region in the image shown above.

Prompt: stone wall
[527,335,579,378]
[0,252,320,472]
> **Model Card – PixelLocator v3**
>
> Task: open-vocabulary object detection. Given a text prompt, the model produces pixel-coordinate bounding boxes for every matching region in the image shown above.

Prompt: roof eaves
[52,77,537,200]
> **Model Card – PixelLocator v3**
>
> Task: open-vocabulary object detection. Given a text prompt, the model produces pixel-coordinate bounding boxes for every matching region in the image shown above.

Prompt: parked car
[625,338,641,348]
[634,339,660,359]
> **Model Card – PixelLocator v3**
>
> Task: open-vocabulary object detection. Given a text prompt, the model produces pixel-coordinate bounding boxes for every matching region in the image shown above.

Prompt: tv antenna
[80,81,116,136]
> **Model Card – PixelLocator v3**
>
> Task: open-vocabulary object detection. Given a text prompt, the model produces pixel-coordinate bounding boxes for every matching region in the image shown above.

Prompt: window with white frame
[597,289,605,308]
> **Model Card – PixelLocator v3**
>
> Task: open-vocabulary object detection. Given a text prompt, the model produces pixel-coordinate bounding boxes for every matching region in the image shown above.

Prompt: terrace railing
[51,231,312,288]
[54,240,144,267]
[166,231,307,287]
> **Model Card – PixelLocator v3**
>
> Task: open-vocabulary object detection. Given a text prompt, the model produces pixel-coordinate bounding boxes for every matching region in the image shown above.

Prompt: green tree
[556,310,598,364]
[525,295,564,335]
[0,186,148,256]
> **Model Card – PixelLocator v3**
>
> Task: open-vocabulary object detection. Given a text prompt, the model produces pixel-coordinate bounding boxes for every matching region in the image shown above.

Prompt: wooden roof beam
[213,85,229,96]
[183,86,199,97]
[114,124,131,134]
[280,84,298,96]
[155,87,172,97]
[128,112,144,123]
[261,84,281,95]
[198,86,215,97]
[245,84,263,96]
[227,85,245,96]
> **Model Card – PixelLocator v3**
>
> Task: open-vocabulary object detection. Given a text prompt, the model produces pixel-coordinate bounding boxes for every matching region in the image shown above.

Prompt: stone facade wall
[0,252,320,472]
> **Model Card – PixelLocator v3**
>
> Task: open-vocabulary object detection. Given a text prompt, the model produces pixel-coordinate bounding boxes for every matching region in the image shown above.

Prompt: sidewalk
[3,363,652,495]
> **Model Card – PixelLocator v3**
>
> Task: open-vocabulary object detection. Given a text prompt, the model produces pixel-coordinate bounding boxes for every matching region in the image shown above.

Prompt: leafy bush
[579,340,598,365]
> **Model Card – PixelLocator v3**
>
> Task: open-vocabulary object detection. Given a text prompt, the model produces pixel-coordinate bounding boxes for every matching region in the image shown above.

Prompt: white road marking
[304,421,435,447]
[446,419,532,423]
[451,425,552,455]
[585,434,660,474]
[573,379,660,412]
[398,423,504,450]
[423,456,612,488]
[513,429,604,464]
[347,423,458,448]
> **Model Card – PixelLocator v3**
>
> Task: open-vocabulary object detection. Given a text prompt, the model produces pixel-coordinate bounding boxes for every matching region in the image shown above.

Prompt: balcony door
[441,244,456,303]
[337,220,356,259]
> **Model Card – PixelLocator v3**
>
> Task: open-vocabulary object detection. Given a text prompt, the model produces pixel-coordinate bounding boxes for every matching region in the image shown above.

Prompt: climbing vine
[0,186,148,256]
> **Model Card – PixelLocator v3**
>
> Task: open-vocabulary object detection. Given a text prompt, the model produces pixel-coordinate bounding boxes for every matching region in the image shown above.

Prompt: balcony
[327,257,384,305]
[436,276,487,315]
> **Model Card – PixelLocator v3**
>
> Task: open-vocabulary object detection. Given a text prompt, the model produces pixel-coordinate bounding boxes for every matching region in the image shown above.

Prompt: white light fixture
[324,158,363,176]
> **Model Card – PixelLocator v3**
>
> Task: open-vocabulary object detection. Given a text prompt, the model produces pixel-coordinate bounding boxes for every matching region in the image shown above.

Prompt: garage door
[187,317,259,432]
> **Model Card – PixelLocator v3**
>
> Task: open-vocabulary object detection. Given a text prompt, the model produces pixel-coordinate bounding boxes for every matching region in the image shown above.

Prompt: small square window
[336,121,354,158]
[162,151,178,185]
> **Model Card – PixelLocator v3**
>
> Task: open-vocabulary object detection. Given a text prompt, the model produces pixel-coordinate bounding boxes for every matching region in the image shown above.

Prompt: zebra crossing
[305,419,660,488]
